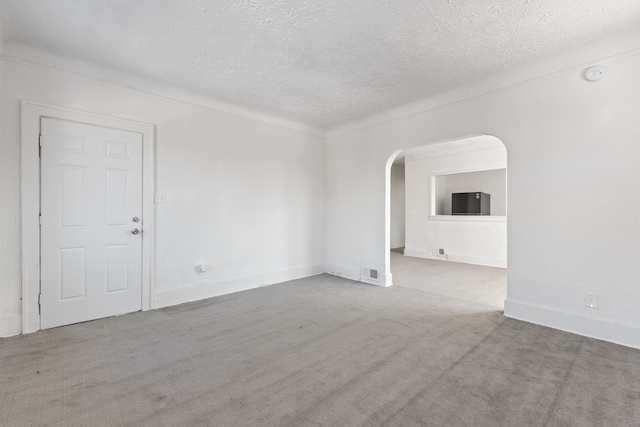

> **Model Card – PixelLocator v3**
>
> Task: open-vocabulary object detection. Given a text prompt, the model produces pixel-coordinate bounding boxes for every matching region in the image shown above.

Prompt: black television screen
[452,192,491,215]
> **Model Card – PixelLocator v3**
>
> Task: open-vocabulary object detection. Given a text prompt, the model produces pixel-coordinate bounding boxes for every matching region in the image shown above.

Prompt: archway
[384,135,508,305]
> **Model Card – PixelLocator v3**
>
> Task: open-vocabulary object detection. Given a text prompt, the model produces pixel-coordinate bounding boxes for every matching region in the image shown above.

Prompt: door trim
[21,101,156,333]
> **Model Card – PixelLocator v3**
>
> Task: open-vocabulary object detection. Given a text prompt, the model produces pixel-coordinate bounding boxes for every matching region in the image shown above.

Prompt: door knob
[131,228,141,235]
[132,217,140,222]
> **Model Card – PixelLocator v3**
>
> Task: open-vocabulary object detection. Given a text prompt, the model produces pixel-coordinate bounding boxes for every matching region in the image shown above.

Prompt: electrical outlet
[585,293,598,309]
[438,248,445,255]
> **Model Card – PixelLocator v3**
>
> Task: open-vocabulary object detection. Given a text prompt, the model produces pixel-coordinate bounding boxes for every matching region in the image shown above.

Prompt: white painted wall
[325,35,640,348]
[404,144,507,268]
[390,164,405,249]
[439,168,506,216]
[2,31,640,352]
[0,51,326,337]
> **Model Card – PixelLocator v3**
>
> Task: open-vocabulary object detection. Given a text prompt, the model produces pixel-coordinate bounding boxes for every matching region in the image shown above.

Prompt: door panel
[58,247,86,300]
[105,244,129,293]
[40,118,143,329]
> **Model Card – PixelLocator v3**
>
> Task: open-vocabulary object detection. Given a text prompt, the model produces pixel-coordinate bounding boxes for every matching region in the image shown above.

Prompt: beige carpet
[2,255,640,426]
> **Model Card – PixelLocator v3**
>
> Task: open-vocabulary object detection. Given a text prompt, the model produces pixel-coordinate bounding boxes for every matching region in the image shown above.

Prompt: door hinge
[38,293,41,313]
[38,134,42,157]
[39,214,42,226]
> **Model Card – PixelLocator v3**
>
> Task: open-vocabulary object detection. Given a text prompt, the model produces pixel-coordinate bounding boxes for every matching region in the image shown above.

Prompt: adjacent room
[388,136,507,309]
[2,1,640,425]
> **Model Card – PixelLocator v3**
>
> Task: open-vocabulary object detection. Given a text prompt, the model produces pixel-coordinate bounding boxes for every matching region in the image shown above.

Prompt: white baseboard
[0,314,22,337]
[390,241,405,250]
[403,248,431,258]
[504,298,640,350]
[360,273,392,287]
[154,264,325,309]
[325,264,392,287]
[403,248,506,268]
[448,254,506,269]
[324,264,360,282]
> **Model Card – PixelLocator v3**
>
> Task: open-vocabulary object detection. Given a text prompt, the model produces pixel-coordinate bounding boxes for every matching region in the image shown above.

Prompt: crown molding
[0,43,326,138]
[327,32,640,139]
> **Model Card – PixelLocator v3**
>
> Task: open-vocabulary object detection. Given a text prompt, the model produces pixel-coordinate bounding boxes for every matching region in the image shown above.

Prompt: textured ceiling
[1,1,640,129]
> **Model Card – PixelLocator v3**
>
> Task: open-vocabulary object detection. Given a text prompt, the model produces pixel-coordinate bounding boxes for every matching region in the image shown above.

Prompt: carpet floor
[2,255,640,426]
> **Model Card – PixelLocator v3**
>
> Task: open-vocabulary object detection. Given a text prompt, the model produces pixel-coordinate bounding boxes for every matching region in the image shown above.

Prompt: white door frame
[21,101,156,333]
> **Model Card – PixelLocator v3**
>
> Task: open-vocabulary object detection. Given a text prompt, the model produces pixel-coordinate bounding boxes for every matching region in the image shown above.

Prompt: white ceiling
[1,1,640,129]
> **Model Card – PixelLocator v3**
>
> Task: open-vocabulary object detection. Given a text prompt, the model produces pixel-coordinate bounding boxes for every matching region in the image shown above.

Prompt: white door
[40,118,144,329]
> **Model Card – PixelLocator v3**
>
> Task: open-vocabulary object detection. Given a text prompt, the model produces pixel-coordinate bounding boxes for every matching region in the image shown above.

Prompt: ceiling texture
[1,0,640,129]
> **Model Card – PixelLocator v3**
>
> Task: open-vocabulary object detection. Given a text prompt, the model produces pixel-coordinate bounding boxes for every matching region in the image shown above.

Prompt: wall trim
[155,264,325,308]
[325,264,361,282]
[21,101,156,334]
[0,315,22,337]
[2,50,324,138]
[428,215,507,223]
[327,46,640,139]
[447,255,506,269]
[505,298,640,350]
[325,264,392,287]
[404,248,506,269]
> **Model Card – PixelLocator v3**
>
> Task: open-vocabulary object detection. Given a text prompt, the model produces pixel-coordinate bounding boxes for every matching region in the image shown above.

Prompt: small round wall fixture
[585,65,606,82]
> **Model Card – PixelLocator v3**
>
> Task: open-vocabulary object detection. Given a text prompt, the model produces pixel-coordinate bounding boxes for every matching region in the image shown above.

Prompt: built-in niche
[431,168,507,216]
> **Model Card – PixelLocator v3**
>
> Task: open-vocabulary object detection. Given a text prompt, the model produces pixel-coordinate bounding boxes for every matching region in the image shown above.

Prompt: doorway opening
[384,135,507,309]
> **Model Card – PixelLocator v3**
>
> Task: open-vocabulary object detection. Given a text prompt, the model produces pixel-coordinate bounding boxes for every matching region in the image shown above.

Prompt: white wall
[390,164,405,249]
[325,34,640,348]
[2,33,640,350]
[440,168,506,216]
[404,143,507,268]
[0,52,326,337]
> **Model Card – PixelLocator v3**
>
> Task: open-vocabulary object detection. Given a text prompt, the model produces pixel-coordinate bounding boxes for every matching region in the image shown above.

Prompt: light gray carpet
[2,255,640,426]
[390,250,506,309]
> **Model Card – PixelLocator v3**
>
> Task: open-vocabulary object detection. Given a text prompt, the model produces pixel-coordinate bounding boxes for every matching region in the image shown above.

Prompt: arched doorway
[384,135,507,307]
